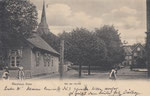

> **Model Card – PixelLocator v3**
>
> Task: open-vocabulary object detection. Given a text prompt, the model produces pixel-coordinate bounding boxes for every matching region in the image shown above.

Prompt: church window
[43,53,47,67]
[47,54,51,67]
[51,56,54,67]
[43,53,53,67]
[35,51,41,67]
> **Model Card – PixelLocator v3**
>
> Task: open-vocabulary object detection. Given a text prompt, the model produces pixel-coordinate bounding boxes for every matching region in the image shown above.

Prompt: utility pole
[88,63,91,75]
[60,40,64,79]
[146,0,150,78]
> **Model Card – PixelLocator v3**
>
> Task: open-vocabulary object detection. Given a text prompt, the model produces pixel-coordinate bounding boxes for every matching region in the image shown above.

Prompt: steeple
[37,0,50,35]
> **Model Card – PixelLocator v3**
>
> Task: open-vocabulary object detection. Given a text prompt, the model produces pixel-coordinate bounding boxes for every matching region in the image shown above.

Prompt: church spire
[41,0,47,25]
[37,0,49,35]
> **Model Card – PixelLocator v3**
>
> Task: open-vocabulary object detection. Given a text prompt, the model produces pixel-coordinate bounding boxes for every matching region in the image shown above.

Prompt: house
[4,1,60,77]
[131,43,146,68]
[123,46,132,66]
[123,43,146,68]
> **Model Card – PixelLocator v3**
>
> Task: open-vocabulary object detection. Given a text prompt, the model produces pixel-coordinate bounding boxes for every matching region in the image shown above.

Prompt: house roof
[27,34,59,55]
[123,43,145,55]
[132,43,145,52]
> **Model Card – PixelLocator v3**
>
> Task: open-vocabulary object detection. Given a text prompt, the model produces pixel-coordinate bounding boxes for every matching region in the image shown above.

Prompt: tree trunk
[88,64,91,75]
[79,63,82,78]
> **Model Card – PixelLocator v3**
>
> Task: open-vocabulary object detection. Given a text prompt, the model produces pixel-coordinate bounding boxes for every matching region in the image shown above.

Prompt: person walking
[109,68,117,80]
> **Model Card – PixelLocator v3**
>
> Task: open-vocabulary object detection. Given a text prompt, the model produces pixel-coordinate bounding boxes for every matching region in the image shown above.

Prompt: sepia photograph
[0,0,150,96]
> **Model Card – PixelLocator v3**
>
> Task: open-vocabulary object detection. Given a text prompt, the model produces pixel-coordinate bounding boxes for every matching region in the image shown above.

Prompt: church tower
[37,0,50,35]
[36,0,60,52]
[146,0,150,77]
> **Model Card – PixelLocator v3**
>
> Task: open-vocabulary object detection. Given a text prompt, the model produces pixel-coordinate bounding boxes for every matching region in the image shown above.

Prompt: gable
[132,44,145,53]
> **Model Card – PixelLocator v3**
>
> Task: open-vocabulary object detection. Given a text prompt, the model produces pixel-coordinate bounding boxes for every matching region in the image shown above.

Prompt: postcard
[0,0,150,96]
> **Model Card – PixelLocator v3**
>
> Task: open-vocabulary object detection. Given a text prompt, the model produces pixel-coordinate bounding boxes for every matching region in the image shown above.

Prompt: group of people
[2,66,25,80]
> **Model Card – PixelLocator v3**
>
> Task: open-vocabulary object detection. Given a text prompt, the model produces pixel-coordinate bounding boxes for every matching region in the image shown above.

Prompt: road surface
[32,66,148,80]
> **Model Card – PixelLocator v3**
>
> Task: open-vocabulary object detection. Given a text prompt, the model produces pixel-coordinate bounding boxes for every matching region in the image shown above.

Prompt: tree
[0,0,38,66]
[59,25,124,77]
[0,0,38,39]
[40,32,60,52]
[95,25,125,69]
[86,34,107,75]
[59,28,107,76]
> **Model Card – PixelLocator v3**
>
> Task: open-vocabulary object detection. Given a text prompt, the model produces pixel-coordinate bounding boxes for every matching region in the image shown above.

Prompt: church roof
[27,34,59,55]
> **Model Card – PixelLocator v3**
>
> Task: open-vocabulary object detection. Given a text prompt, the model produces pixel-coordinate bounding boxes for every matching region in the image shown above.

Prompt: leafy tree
[59,28,107,76]
[59,25,125,75]
[40,32,60,52]
[0,0,38,66]
[0,0,38,44]
[95,25,125,69]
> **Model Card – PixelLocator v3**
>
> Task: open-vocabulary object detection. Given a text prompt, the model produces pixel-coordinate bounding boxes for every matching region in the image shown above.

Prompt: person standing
[18,66,25,80]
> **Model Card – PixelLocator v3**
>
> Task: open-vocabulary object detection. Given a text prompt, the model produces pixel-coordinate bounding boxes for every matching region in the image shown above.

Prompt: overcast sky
[31,0,146,45]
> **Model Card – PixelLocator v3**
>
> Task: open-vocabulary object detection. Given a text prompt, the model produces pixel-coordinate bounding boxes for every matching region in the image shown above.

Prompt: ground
[0,66,147,80]
[32,66,148,80]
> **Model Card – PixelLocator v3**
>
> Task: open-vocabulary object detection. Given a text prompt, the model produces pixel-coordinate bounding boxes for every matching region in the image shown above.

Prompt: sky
[30,0,146,45]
